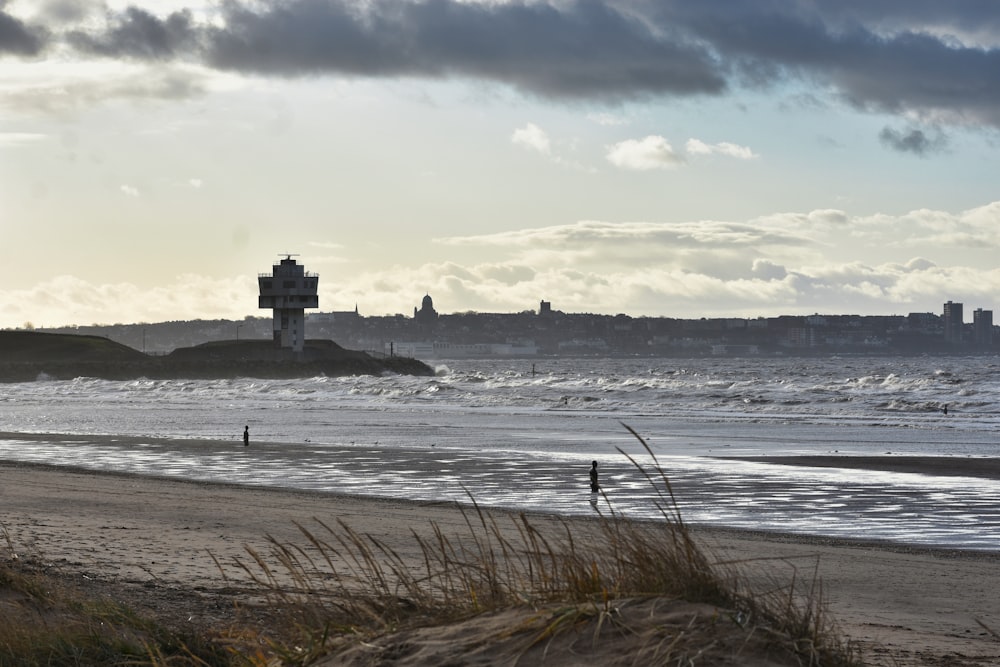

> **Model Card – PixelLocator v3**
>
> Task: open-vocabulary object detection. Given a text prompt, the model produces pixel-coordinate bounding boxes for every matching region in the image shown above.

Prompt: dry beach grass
[225,432,857,666]
[1,433,999,665]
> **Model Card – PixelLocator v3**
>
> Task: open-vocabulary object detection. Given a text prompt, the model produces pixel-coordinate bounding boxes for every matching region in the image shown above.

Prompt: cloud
[604,135,758,171]
[430,202,1000,309]
[657,2,1000,128]
[0,63,210,113]
[510,122,591,171]
[878,125,948,155]
[35,0,95,26]
[9,258,999,329]
[606,135,684,170]
[685,138,757,159]
[325,254,1000,321]
[0,273,258,328]
[439,219,807,251]
[6,201,1000,327]
[438,219,818,283]
[308,241,343,250]
[511,123,550,155]
[4,1,994,134]
[120,184,139,197]
[0,8,47,55]
[61,0,722,102]
[66,6,199,60]
[204,0,724,101]
[587,112,628,126]
[752,259,788,281]
[0,132,46,146]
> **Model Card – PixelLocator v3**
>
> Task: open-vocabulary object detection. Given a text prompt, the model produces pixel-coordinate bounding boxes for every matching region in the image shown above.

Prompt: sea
[2,355,999,550]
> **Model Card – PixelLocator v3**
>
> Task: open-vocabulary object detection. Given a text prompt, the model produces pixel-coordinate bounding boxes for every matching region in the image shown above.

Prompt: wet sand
[1,459,999,665]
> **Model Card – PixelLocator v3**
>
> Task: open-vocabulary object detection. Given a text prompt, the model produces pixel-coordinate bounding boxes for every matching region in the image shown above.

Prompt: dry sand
[1,458,999,666]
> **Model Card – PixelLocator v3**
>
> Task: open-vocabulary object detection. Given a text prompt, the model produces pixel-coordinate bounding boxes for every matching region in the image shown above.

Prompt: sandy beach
[2,458,999,666]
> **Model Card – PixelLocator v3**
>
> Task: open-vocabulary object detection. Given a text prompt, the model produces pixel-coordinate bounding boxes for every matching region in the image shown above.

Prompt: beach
[2,459,998,666]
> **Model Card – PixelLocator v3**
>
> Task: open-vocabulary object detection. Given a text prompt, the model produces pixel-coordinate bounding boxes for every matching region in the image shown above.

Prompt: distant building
[312,305,359,323]
[973,308,993,347]
[943,301,963,344]
[905,312,938,333]
[414,294,438,325]
[389,341,435,358]
[258,255,319,352]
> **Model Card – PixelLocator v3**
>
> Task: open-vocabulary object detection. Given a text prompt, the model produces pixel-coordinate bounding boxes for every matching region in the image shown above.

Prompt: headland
[0,331,433,382]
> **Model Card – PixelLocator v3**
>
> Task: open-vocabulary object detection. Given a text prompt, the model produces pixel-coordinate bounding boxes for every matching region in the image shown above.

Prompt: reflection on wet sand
[2,435,999,550]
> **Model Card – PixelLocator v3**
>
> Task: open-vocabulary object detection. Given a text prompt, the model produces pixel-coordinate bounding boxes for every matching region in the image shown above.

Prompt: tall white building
[258,255,319,352]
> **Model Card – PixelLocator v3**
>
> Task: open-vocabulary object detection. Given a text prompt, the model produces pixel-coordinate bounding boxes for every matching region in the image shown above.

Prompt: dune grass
[0,528,236,667]
[222,425,862,666]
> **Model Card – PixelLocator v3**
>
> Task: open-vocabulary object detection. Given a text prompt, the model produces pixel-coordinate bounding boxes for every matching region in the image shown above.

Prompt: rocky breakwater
[0,332,434,382]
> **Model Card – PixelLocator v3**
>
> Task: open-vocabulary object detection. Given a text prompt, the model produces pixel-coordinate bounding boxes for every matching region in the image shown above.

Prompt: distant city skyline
[38,300,995,359]
[3,1,1000,328]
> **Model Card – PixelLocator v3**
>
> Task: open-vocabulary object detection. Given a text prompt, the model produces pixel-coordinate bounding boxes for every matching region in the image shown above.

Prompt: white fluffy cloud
[606,135,684,170]
[511,122,551,155]
[606,136,758,170]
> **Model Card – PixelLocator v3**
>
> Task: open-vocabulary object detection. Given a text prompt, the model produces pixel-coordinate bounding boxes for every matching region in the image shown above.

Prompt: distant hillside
[0,332,433,382]
[0,331,149,363]
[167,339,369,363]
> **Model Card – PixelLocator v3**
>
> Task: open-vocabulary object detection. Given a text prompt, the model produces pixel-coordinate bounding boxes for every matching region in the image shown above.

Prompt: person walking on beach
[243,425,249,447]
[589,460,600,507]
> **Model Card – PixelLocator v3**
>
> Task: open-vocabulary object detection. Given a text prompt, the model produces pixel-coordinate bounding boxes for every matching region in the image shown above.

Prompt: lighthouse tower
[258,255,319,353]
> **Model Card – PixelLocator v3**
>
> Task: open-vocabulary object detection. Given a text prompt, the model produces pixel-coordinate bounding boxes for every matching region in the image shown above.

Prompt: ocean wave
[4,356,1000,437]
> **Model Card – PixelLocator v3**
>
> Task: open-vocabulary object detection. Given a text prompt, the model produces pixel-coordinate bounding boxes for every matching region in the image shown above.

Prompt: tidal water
[2,356,999,550]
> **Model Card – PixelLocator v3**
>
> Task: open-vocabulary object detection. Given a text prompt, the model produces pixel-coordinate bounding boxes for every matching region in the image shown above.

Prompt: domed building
[414,294,438,325]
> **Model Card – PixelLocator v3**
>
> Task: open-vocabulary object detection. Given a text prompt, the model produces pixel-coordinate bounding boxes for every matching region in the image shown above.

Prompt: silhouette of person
[243,425,249,447]
[943,404,949,415]
[589,460,599,493]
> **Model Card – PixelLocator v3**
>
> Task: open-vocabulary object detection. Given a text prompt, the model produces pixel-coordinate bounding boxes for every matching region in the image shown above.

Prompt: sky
[3,0,1000,328]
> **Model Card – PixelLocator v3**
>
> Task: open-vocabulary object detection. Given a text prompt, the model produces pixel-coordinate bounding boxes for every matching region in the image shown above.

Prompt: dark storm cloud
[656,1,1000,124]
[204,0,725,100]
[67,7,198,60]
[0,8,47,55]
[798,0,1000,38]
[63,0,725,101]
[59,0,1000,127]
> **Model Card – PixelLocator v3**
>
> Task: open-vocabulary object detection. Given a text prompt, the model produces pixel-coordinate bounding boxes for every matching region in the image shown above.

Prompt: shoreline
[714,454,1000,480]
[4,430,1000,553]
[2,455,996,561]
[2,461,999,665]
